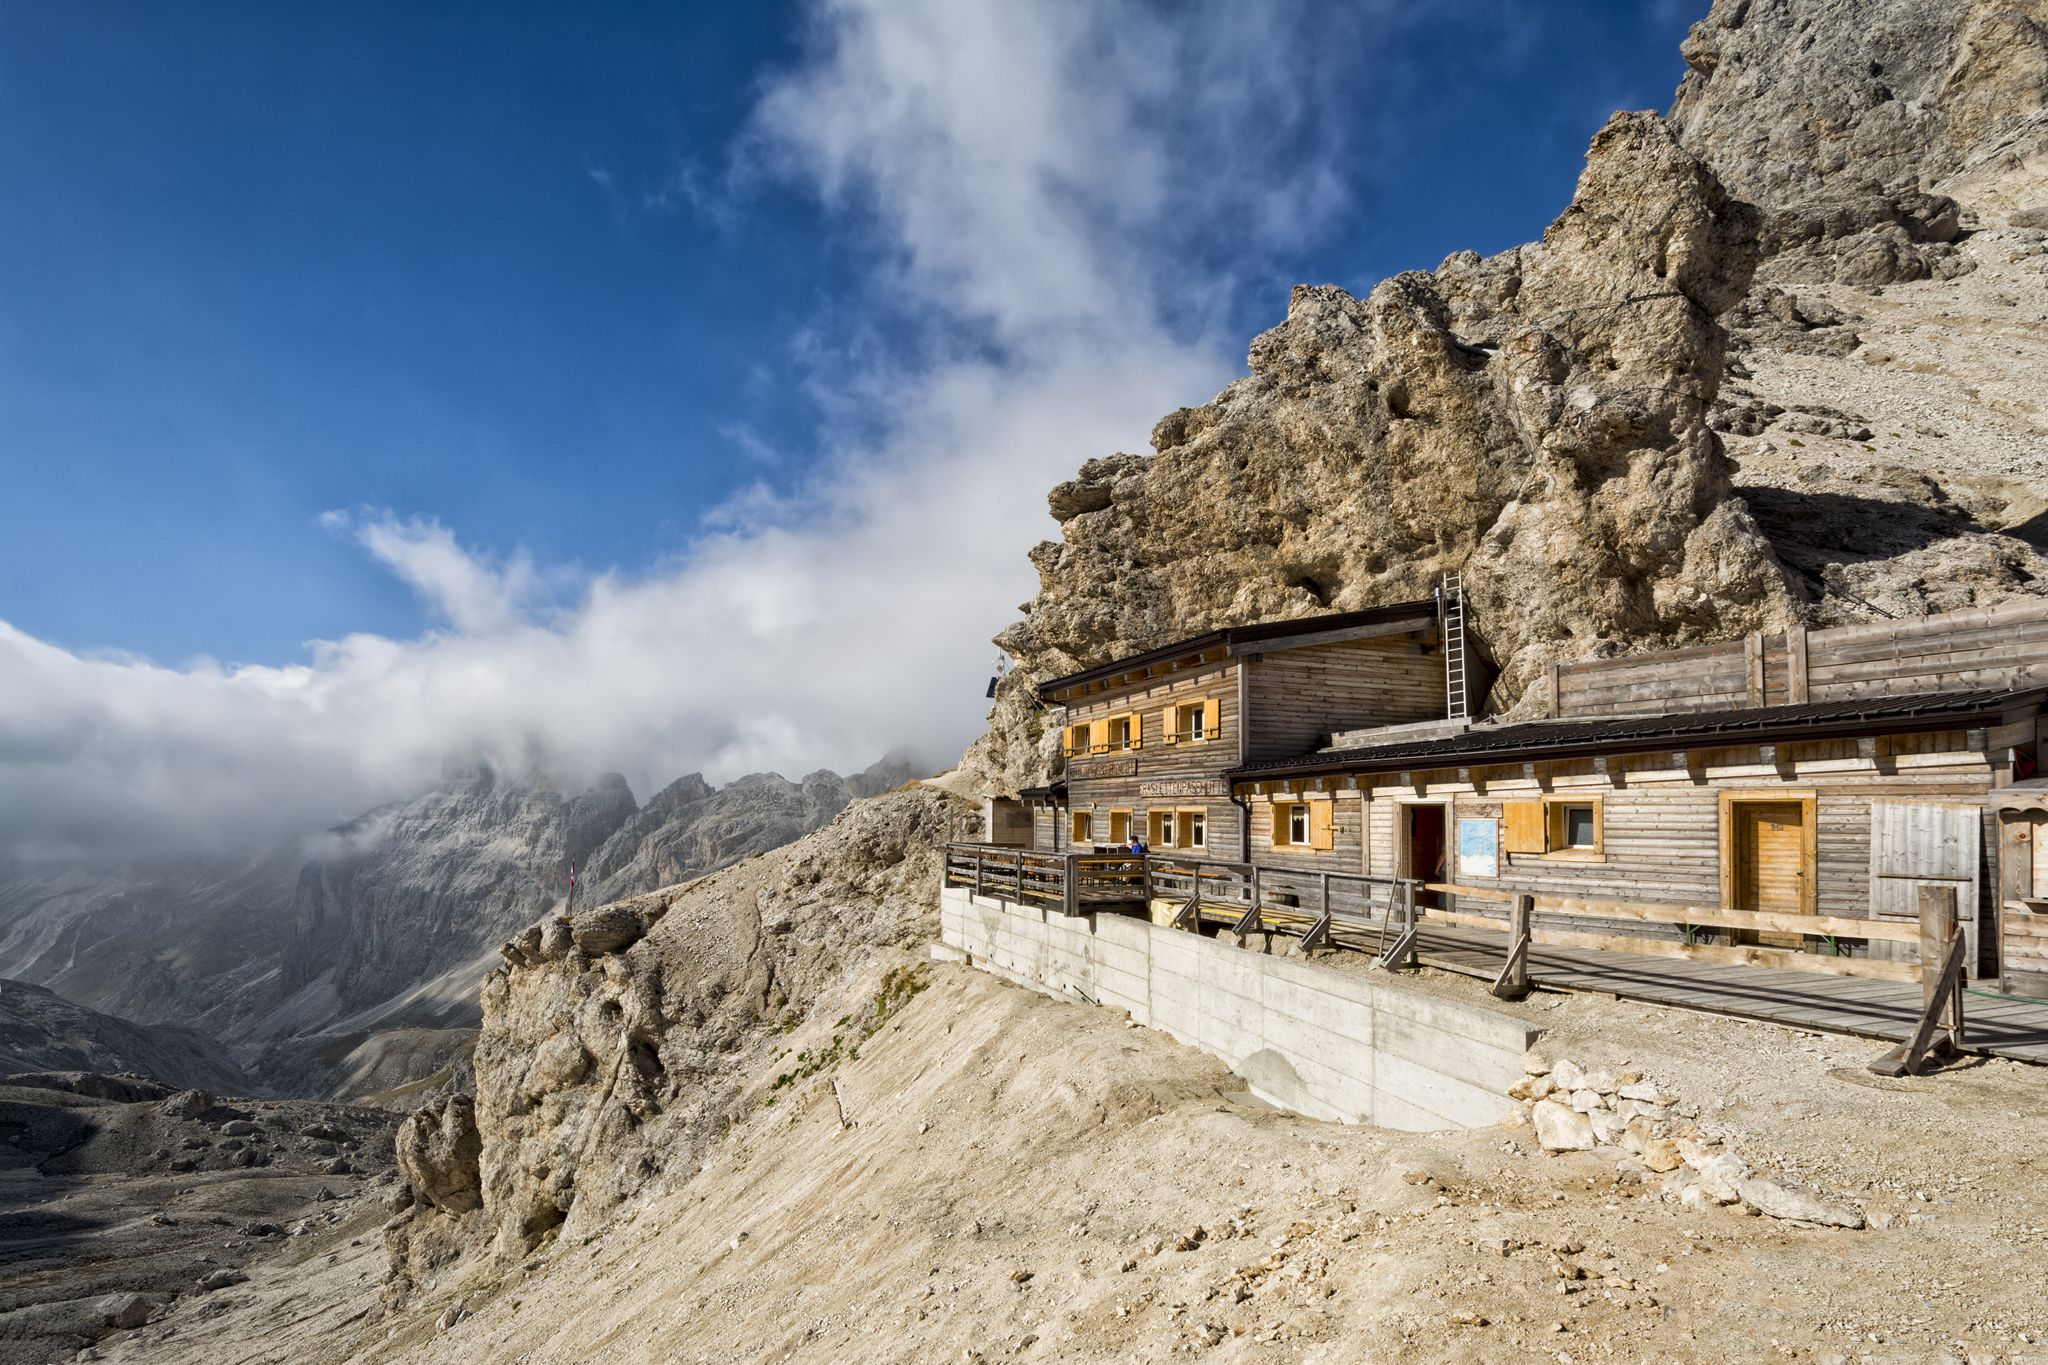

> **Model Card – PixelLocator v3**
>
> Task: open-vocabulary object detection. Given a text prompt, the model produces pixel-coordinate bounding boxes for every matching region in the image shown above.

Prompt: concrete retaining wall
[938,887,1539,1131]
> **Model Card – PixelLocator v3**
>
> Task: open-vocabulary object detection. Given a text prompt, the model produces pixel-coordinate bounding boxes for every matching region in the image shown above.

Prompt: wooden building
[994,588,2048,987]
[1233,687,2043,978]
[1020,599,1458,860]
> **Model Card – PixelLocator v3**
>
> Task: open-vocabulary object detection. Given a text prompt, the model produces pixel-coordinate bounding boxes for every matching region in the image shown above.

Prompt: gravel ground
[95,953,2048,1365]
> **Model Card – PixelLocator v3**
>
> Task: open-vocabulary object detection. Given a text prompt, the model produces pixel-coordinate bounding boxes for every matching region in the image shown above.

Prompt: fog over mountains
[0,755,911,1096]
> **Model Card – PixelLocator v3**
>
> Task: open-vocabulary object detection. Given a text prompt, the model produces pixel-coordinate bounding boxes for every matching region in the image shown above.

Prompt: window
[1147,807,1207,850]
[1108,809,1131,845]
[1165,698,1221,745]
[1503,795,1604,859]
[1066,713,1141,757]
[1071,810,1092,844]
[1062,723,1089,758]
[1271,799,1334,851]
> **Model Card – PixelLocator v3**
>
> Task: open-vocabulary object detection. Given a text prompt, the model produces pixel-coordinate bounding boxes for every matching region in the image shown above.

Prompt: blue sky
[0,1,1703,855]
[1,1,1693,665]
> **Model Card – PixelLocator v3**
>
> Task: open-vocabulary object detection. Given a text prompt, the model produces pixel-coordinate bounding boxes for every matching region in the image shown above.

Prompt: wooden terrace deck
[1412,924,2048,1067]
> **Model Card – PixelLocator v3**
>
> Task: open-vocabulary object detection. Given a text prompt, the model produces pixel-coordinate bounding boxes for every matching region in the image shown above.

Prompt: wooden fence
[1549,597,2048,719]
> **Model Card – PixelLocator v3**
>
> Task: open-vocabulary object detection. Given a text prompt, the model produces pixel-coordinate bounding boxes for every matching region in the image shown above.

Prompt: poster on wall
[1457,817,1499,879]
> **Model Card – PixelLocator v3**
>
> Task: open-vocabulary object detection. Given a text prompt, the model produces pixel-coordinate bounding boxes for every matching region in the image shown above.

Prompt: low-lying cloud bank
[0,0,1373,861]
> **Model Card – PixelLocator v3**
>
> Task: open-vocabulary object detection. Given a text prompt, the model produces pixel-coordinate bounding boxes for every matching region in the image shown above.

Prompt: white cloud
[0,0,1373,861]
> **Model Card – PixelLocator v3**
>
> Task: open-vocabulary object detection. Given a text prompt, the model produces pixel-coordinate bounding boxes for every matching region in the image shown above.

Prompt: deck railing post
[1492,893,1534,1000]
[1064,852,1079,918]
[1918,883,1958,1016]
[1870,884,1965,1076]
[973,847,984,898]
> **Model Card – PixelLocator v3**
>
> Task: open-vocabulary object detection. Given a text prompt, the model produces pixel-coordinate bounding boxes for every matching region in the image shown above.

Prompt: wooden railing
[1417,880,1926,983]
[943,844,1946,990]
[943,843,1146,916]
[944,843,1421,962]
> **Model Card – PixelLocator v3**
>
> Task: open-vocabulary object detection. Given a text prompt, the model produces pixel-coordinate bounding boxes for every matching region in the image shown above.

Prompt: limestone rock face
[383,786,959,1285]
[965,4,2048,797]
[394,1093,483,1215]
[1673,0,2048,621]
[1670,0,2048,226]
[967,112,1796,792]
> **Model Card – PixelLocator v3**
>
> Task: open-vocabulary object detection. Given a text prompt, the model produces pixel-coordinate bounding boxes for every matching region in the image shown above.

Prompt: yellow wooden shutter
[1088,719,1108,754]
[1503,800,1546,854]
[1202,698,1221,740]
[1309,799,1335,851]
[1160,707,1176,745]
[1147,810,1164,847]
[1125,711,1141,750]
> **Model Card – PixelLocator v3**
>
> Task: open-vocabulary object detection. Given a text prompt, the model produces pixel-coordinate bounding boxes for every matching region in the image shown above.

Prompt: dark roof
[1037,600,1438,700]
[1017,783,1068,801]
[1231,687,2044,780]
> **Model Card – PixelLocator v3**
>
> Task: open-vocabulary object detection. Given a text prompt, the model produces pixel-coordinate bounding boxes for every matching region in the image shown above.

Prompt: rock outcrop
[968,112,1796,791]
[965,1,2048,795]
[381,785,959,1298]
[1669,0,2048,622]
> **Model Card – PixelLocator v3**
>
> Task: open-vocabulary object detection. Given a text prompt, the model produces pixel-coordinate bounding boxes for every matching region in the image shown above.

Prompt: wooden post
[1870,883,1965,1076]
[1787,625,1810,704]
[1492,893,1534,999]
[1141,854,1152,911]
[1064,852,1078,918]
[1919,882,1958,1009]
[974,847,984,898]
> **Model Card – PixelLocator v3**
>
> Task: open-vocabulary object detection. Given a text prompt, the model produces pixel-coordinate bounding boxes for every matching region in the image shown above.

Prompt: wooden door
[1733,801,1809,946]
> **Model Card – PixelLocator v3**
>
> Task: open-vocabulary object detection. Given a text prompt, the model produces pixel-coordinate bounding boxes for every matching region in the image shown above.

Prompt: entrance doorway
[1723,796,1814,946]
[1404,804,1448,907]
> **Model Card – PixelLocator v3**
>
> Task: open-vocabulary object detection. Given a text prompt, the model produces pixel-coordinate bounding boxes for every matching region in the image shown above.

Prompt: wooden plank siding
[1552,598,2048,720]
[1242,637,1443,760]
[1050,624,1449,862]
[1056,659,1245,859]
[1245,792,1366,873]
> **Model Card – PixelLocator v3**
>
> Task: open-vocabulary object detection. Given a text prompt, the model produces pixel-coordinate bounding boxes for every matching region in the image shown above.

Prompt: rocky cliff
[963,0,2048,795]
[382,785,957,1295]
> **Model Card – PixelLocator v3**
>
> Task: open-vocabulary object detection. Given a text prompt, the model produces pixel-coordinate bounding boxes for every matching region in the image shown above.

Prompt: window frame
[1071,809,1093,845]
[1181,806,1207,851]
[1166,698,1221,745]
[1503,793,1606,861]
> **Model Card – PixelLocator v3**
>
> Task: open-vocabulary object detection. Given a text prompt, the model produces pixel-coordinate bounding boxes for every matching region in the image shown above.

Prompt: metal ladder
[1440,570,1469,720]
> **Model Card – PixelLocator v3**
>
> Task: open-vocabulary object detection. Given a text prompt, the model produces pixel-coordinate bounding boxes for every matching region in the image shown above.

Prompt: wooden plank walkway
[1414,925,2048,1066]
